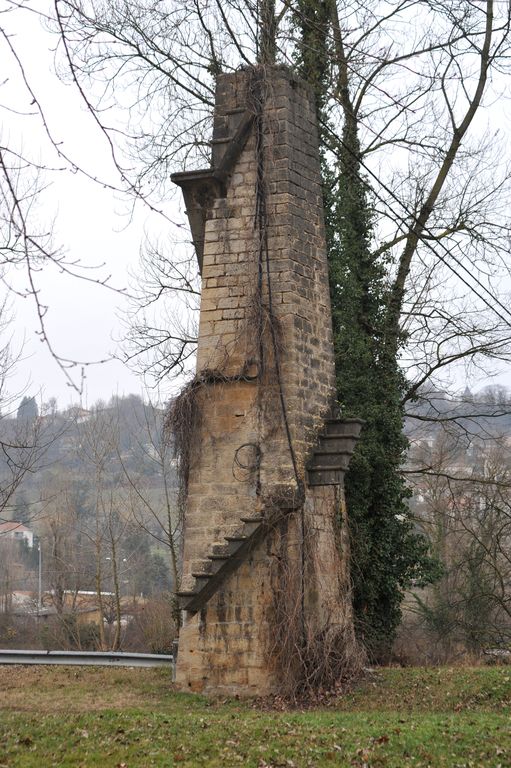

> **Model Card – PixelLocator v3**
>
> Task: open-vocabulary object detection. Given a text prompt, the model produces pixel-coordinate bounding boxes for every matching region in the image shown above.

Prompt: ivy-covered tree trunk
[295,0,437,660]
[258,0,277,65]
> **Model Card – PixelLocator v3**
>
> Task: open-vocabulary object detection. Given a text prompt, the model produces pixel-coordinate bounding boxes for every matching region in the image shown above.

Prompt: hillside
[0,395,179,652]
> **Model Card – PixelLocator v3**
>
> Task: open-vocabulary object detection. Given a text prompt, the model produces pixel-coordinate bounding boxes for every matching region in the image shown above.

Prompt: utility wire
[318,120,511,330]
[288,1,511,324]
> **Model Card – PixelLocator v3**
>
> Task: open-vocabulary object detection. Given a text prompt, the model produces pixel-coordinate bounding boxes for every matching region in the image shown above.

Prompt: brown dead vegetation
[0,666,172,713]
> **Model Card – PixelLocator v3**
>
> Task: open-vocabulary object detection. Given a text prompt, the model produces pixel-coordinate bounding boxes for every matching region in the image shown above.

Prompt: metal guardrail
[0,649,173,668]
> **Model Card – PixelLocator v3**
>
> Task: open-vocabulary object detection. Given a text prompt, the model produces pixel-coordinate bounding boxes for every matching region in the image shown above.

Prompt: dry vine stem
[165,64,299,522]
[266,501,364,700]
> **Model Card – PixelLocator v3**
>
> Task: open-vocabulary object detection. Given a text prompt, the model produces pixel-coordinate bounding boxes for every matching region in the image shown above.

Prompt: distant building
[64,406,90,424]
[0,522,34,548]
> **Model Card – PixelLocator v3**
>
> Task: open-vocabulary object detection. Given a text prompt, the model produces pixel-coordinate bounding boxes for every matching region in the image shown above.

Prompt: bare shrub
[123,593,177,655]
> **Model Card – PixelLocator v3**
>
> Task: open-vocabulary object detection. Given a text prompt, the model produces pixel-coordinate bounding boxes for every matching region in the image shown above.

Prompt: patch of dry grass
[0,666,173,713]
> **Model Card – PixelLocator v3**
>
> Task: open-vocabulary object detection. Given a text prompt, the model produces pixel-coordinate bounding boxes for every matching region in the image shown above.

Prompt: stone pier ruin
[171,65,362,696]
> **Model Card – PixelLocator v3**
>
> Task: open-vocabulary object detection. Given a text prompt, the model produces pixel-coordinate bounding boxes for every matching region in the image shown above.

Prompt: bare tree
[114,397,181,590]
[30,0,508,399]
[0,3,133,393]
[0,303,62,523]
[403,402,511,660]
[122,242,200,381]
[75,405,123,649]
[73,398,177,649]
[3,0,509,401]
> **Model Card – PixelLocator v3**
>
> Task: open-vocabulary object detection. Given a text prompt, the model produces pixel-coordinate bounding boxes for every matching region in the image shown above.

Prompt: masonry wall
[177,486,354,696]
[176,66,351,694]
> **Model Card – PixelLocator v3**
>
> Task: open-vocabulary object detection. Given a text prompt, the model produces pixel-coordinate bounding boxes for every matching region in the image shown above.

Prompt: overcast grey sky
[2,1,188,409]
[3,0,511,412]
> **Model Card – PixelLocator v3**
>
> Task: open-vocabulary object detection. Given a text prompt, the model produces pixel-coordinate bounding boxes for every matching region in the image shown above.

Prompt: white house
[0,521,34,548]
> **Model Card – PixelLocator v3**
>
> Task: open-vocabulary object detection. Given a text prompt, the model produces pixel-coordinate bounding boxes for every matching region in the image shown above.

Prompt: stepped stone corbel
[171,108,255,273]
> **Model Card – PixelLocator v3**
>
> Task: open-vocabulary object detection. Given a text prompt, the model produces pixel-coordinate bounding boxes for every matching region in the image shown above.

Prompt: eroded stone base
[175,485,354,696]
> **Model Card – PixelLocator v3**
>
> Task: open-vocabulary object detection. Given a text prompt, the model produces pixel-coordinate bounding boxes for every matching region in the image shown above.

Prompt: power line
[319,116,511,329]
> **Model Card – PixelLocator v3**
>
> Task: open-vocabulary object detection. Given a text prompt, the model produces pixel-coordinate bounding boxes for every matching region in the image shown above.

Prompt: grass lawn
[0,665,510,767]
